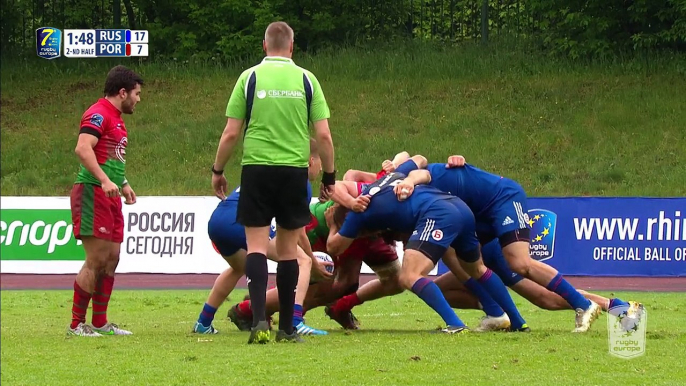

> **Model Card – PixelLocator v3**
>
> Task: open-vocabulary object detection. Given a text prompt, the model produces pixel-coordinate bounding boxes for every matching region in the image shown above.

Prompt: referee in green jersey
[211,21,335,344]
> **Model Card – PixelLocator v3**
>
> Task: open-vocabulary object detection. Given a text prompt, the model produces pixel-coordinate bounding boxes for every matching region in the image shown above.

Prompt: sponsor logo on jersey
[431,229,443,241]
[90,113,104,128]
[115,137,127,163]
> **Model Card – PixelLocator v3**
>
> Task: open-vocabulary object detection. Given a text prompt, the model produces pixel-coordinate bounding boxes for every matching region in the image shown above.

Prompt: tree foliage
[2,0,684,60]
[528,0,686,58]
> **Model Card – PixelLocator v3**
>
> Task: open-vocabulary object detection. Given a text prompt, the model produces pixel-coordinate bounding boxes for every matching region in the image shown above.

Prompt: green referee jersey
[226,56,330,168]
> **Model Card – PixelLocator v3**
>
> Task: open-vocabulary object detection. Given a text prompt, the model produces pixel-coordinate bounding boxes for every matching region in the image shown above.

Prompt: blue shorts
[475,178,531,246]
[208,200,278,256]
[207,200,247,256]
[480,239,524,287]
[406,197,479,263]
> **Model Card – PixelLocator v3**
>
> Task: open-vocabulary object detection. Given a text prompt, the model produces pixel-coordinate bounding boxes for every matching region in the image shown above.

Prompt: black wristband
[211,165,224,175]
[321,171,336,186]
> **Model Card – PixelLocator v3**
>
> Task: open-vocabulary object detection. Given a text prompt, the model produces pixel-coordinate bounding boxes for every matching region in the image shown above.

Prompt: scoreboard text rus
[64,29,148,58]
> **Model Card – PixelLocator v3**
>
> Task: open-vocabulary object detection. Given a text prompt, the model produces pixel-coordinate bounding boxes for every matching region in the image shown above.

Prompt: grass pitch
[2,42,686,197]
[1,289,684,385]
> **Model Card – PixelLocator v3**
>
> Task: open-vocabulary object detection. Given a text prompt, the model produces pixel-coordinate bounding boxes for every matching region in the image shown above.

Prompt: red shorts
[364,237,398,266]
[70,183,124,243]
[313,237,398,268]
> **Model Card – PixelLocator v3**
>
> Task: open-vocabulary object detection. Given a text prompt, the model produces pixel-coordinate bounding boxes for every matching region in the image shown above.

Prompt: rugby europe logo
[528,208,558,262]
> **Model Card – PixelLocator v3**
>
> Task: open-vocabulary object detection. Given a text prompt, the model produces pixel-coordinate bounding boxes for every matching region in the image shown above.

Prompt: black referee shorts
[237,165,311,230]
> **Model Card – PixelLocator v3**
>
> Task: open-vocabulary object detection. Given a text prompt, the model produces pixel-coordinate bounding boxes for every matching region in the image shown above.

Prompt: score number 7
[41,29,54,46]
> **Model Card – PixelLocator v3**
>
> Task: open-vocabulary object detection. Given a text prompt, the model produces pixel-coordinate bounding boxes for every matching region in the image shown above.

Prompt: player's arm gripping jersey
[225,57,330,168]
[74,99,128,187]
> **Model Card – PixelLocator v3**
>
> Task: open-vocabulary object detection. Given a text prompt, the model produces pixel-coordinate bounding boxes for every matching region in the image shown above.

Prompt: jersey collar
[98,98,122,117]
[262,56,294,64]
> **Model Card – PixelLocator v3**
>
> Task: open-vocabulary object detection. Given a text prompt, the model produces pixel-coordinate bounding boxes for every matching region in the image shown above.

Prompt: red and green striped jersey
[75,98,128,187]
[306,200,336,244]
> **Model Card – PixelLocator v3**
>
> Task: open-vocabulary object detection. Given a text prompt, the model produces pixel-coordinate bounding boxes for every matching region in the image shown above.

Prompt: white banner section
[1,196,436,276]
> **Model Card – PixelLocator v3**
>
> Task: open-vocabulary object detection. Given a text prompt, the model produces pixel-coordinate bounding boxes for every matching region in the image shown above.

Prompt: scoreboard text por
[36,28,149,59]
[64,29,149,58]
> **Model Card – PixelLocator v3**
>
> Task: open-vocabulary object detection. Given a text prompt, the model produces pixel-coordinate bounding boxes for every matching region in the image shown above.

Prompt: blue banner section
[437,198,686,277]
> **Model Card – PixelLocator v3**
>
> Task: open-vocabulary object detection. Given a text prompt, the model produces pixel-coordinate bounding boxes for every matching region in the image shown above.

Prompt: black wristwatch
[211,165,224,175]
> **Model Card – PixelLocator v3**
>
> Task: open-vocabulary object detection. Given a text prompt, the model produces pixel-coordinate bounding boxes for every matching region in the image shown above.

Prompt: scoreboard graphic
[35,27,149,59]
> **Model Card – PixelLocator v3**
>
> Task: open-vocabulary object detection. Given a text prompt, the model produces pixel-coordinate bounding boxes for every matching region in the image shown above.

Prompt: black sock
[244,253,268,327]
[276,259,299,334]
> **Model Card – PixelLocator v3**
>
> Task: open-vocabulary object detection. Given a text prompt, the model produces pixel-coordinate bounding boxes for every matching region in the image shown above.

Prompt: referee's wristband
[321,171,336,186]
[122,179,129,187]
[211,165,224,175]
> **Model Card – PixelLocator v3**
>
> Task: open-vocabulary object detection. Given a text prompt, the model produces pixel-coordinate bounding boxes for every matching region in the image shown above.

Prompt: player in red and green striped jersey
[67,65,143,337]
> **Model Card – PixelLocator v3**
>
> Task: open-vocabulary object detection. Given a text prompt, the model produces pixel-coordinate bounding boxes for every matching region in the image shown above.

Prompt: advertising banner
[437,197,686,277]
[0,196,418,275]
[4,197,684,276]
